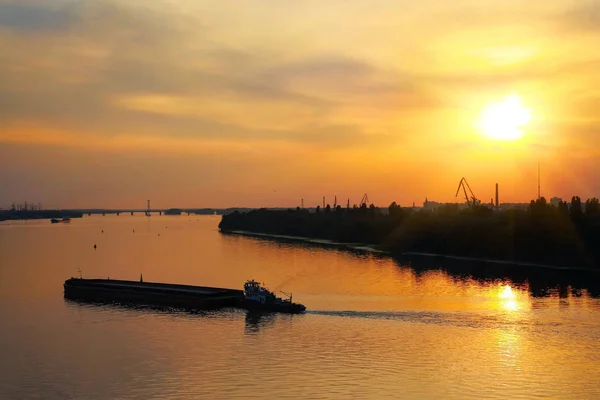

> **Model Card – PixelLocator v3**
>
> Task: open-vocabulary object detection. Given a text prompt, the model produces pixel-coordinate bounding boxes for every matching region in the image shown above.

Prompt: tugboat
[243,279,306,314]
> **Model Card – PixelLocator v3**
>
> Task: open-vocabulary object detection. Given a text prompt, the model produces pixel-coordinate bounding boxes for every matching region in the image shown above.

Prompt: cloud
[559,2,600,32]
[264,55,375,82]
[0,0,430,151]
[0,1,595,153]
[261,55,425,104]
[0,2,77,33]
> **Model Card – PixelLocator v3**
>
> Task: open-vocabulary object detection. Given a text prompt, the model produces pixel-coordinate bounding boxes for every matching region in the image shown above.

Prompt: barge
[64,277,306,313]
[64,277,244,309]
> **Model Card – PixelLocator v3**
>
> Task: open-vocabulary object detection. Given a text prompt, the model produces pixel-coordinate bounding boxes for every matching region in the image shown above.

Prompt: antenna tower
[537,164,541,200]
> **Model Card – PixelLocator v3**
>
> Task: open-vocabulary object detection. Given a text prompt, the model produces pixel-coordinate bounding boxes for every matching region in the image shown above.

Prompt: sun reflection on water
[498,285,520,311]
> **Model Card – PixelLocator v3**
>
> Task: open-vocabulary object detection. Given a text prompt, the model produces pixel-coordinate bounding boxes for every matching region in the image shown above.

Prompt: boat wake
[305,309,561,331]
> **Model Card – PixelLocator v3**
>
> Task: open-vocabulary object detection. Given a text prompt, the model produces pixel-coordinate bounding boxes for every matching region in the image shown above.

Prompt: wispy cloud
[559,2,600,32]
[0,2,77,33]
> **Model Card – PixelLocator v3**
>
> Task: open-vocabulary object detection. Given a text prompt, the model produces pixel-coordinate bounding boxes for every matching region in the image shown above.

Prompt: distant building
[423,199,469,211]
[423,198,441,211]
[550,197,563,207]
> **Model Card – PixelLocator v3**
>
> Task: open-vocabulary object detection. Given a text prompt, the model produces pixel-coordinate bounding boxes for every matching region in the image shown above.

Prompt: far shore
[220,229,600,274]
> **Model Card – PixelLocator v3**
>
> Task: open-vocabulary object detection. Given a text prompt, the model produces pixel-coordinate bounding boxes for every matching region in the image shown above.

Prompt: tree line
[218,197,600,269]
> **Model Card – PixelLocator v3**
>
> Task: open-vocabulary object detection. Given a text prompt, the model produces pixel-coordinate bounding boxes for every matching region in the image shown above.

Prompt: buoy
[101,230,103,233]
[158,234,160,236]
[94,244,97,249]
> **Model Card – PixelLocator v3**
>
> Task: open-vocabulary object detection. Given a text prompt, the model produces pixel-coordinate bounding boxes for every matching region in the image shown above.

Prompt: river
[1,215,599,399]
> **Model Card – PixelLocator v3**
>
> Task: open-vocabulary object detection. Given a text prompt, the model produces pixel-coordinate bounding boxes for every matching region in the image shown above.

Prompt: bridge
[76,208,231,216]
[81,209,166,216]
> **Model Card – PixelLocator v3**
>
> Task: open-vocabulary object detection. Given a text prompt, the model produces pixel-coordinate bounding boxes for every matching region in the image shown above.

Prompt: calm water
[1,215,599,399]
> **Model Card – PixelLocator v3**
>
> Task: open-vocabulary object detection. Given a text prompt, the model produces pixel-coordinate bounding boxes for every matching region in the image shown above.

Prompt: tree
[558,201,569,217]
[570,196,583,219]
[537,197,547,207]
[389,202,401,217]
[586,198,600,216]
[325,204,331,213]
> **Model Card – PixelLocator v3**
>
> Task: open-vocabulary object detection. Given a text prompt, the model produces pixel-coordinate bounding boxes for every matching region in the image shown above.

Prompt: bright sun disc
[478,94,531,140]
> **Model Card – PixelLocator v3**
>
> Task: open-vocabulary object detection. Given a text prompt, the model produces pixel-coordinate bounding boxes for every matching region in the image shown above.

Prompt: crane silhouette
[455,177,481,207]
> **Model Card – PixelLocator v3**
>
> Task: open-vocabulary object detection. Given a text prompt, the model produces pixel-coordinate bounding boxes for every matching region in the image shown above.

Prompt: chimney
[495,183,499,209]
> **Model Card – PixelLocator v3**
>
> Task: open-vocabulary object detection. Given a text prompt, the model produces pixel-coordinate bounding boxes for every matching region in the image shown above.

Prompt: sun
[477,94,532,140]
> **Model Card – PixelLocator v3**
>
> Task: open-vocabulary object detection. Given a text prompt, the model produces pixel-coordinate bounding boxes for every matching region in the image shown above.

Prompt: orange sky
[1,0,599,209]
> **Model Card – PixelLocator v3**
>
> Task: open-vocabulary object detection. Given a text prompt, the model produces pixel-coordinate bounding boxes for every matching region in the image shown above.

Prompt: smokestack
[495,183,499,209]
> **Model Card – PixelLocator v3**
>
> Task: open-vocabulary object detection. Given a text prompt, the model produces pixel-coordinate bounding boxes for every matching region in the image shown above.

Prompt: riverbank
[0,210,84,222]
[219,205,600,270]
[221,229,600,274]
[221,229,385,253]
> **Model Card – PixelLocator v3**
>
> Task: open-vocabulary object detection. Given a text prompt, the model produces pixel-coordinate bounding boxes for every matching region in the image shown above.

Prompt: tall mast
[538,163,542,200]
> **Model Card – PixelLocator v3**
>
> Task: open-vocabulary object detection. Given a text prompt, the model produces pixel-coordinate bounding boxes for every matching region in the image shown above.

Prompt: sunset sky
[1,0,599,209]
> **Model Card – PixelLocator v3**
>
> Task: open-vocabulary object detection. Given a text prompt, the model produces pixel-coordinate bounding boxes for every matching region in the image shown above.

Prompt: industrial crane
[360,193,370,206]
[455,177,481,207]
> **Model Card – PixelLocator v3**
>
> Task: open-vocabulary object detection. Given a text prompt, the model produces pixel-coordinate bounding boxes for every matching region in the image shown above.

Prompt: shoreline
[221,229,386,253]
[220,229,600,274]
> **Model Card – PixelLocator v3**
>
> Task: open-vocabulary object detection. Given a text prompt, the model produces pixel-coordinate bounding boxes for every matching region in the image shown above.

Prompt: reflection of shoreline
[221,229,600,298]
[401,252,598,272]
[403,255,600,298]
[221,229,599,271]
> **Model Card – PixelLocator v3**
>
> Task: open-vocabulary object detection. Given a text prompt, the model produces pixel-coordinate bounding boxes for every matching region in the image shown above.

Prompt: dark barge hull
[64,278,244,310]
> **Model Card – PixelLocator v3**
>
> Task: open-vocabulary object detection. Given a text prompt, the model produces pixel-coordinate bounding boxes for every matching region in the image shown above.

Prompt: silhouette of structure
[538,164,541,200]
[360,193,370,206]
[495,183,499,209]
[455,177,480,207]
